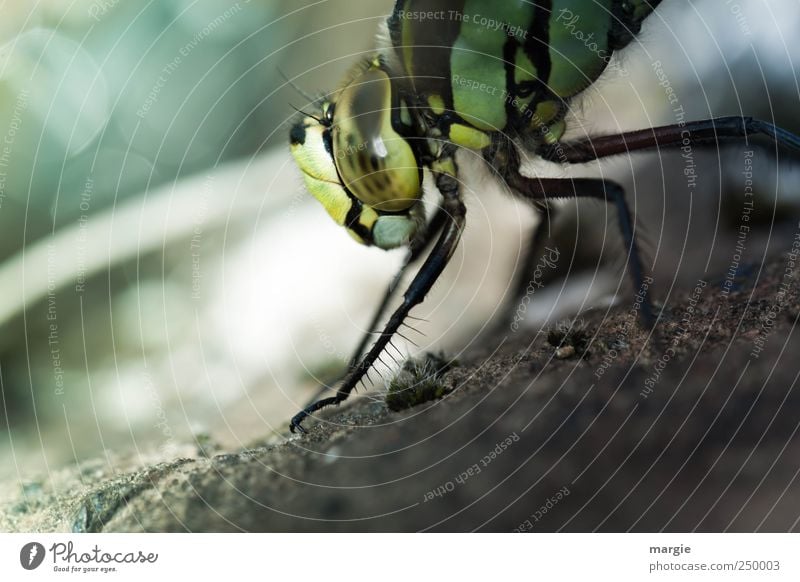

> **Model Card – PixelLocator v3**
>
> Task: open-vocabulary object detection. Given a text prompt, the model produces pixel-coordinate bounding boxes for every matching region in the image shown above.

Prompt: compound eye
[333,68,421,213]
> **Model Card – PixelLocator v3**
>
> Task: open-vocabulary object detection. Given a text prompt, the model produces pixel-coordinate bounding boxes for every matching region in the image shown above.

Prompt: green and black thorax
[289,0,662,250]
[388,0,662,144]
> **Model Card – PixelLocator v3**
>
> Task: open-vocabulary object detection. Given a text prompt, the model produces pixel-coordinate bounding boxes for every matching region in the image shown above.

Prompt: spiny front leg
[290,160,466,433]
[302,207,450,408]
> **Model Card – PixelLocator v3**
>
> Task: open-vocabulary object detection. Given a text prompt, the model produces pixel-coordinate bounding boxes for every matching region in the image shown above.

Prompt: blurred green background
[0,0,396,479]
[1,0,799,483]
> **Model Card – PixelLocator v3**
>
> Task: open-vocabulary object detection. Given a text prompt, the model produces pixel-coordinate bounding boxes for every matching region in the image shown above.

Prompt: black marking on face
[290,122,306,146]
[344,198,373,244]
[322,128,334,157]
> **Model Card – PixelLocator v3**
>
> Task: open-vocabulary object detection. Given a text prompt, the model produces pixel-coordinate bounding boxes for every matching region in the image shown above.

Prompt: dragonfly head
[290,58,424,250]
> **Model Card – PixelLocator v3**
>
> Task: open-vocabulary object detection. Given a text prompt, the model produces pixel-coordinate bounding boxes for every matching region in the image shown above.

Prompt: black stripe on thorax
[389,0,463,108]
[502,35,520,129]
[525,1,553,92]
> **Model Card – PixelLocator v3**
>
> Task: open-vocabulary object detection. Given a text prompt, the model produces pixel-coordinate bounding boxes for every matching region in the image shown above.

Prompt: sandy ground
[1,247,799,532]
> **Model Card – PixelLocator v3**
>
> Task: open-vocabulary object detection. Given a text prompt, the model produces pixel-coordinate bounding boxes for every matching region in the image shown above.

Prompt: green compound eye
[332,67,422,213]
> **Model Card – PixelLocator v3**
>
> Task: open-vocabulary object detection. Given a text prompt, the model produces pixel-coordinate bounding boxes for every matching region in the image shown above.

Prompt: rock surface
[2,251,799,532]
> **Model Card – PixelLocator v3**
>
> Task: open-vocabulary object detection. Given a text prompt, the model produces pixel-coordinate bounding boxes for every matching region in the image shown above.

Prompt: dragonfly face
[290,58,425,250]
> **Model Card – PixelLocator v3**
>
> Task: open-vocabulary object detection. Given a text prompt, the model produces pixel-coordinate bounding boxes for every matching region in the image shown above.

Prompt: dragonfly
[287,0,800,433]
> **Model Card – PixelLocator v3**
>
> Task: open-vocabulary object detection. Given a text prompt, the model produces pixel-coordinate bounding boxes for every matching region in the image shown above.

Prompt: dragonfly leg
[488,143,655,327]
[538,116,800,163]
[291,164,466,433]
[302,207,449,407]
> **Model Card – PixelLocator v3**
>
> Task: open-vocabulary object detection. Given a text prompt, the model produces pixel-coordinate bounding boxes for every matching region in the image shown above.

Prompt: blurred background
[0,0,799,482]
